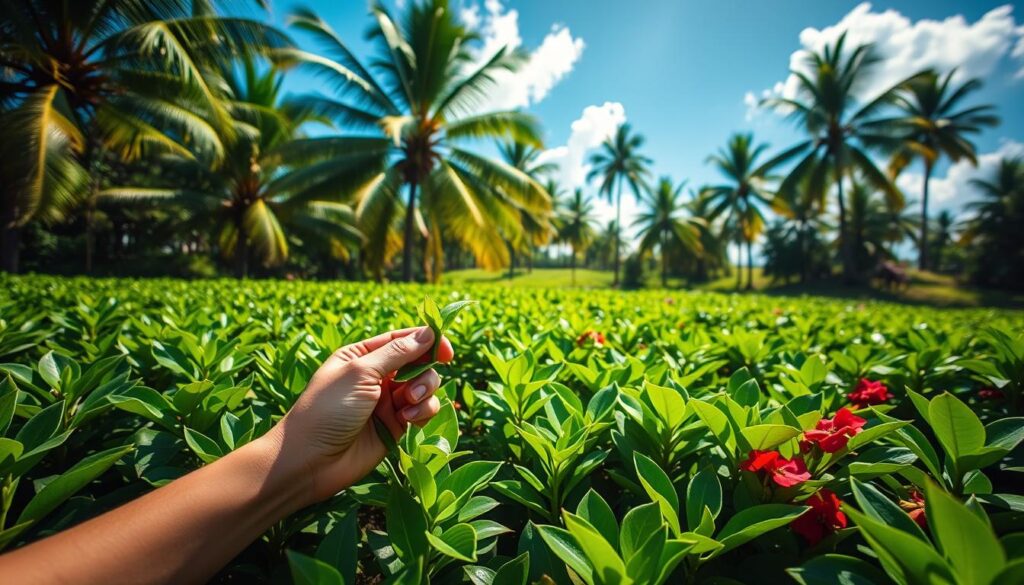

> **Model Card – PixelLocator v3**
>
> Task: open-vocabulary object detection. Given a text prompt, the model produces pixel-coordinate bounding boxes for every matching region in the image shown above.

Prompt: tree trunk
[0,200,19,273]
[835,162,855,284]
[661,234,669,288]
[570,245,577,286]
[918,160,932,271]
[735,241,742,289]
[402,182,418,282]
[508,241,515,280]
[613,177,622,287]
[746,239,754,290]
[234,212,249,279]
[85,204,95,274]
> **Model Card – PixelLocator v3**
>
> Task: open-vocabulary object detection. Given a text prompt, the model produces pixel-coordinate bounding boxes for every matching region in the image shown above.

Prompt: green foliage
[1,274,1022,583]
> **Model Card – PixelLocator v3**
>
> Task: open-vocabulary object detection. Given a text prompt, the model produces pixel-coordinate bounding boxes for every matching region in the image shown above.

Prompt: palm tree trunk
[746,239,754,290]
[508,241,515,280]
[402,182,418,282]
[570,245,577,286]
[835,161,855,284]
[613,181,622,287]
[918,160,932,271]
[234,212,249,279]
[0,200,19,273]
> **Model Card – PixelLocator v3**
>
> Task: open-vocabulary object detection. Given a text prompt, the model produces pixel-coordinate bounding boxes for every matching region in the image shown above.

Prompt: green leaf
[492,552,530,585]
[577,489,619,550]
[715,504,807,555]
[634,452,681,537]
[849,479,927,541]
[386,485,429,562]
[18,444,133,525]
[183,428,223,464]
[537,524,595,585]
[563,511,629,585]
[925,481,1005,584]
[0,376,18,435]
[740,424,801,450]
[317,513,358,584]
[929,392,985,463]
[788,554,888,585]
[427,523,478,562]
[845,507,956,585]
[686,467,722,531]
[287,550,344,585]
[15,401,64,451]
[620,502,664,561]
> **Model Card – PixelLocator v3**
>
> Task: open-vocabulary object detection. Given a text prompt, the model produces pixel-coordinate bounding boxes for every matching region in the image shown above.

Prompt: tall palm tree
[962,157,1024,288]
[686,188,728,281]
[586,123,651,286]
[557,189,597,285]
[273,2,549,282]
[763,32,919,283]
[633,177,704,287]
[98,63,363,278]
[703,134,779,290]
[0,0,288,273]
[498,141,558,277]
[772,173,831,283]
[887,71,999,270]
[847,179,912,274]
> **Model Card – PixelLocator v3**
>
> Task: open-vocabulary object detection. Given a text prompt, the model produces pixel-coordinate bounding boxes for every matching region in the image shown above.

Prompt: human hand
[265,327,453,504]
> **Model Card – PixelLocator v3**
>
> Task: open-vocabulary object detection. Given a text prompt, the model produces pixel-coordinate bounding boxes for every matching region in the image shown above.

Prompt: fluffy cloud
[536,102,626,192]
[461,0,585,111]
[896,140,1024,215]
[747,3,1024,116]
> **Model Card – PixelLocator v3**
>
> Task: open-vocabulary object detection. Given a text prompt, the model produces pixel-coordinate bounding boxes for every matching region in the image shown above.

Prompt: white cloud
[895,139,1024,215]
[748,3,1024,116]
[536,102,626,192]
[461,0,585,111]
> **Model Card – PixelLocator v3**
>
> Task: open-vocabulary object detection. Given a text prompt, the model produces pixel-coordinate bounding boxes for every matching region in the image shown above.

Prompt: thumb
[359,327,435,377]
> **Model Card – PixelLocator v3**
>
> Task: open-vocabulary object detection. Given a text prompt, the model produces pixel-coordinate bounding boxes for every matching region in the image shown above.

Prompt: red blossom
[847,378,893,407]
[979,388,1005,400]
[741,450,812,487]
[900,490,927,529]
[576,330,605,348]
[791,489,848,545]
[803,408,867,453]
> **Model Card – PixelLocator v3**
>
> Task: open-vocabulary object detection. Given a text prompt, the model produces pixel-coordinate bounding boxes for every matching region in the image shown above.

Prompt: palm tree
[98,63,363,278]
[847,179,912,274]
[887,71,999,270]
[273,2,549,282]
[962,157,1024,288]
[931,210,956,272]
[763,32,919,283]
[703,134,779,290]
[0,0,288,273]
[686,189,728,281]
[498,142,558,277]
[633,177,704,287]
[586,123,651,286]
[772,174,831,283]
[557,189,598,285]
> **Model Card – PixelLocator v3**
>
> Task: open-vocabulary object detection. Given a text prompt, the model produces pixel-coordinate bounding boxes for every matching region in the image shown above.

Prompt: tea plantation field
[1,275,1022,584]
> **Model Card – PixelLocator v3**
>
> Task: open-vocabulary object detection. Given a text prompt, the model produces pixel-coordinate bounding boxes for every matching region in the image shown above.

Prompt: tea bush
[1,275,1022,584]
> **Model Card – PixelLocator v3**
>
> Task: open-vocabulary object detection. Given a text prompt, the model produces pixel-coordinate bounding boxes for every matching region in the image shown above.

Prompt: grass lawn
[443,267,1024,308]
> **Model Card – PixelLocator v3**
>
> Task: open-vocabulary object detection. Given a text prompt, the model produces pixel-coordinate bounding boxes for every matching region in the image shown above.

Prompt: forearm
[0,428,308,585]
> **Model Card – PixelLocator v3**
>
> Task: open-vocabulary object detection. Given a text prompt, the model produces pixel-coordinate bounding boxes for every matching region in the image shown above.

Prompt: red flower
[847,378,892,407]
[741,450,812,487]
[900,490,927,529]
[576,330,605,348]
[979,387,1005,400]
[803,408,867,453]
[791,489,848,545]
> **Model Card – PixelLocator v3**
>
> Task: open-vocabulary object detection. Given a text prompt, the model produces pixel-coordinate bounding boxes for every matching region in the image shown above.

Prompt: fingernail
[401,404,421,421]
[415,327,433,342]
[410,384,427,401]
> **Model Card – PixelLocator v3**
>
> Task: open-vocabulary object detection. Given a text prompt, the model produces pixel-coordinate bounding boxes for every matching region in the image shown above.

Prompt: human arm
[0,326,451,584]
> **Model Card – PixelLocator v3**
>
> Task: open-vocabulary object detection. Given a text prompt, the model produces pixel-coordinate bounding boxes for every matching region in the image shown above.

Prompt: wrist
[242,427,316,515]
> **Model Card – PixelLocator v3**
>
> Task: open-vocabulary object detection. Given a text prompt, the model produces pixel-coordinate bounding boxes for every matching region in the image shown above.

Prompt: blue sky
[255,0,1024,237]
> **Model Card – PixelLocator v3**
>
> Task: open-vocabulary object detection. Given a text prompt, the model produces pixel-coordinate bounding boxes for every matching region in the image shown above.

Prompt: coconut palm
[586,123,651,286]
[273,2,548,282]
[633,177,704,287]
[962,157,1024,289]
[98,63,363,278]
[557,189,598,285]
[763,32,920,283]
[847,179,911,274]
[498,141,558,277]
[703,134,779,290]
[0,0,288,273]
[887,71,999,270]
